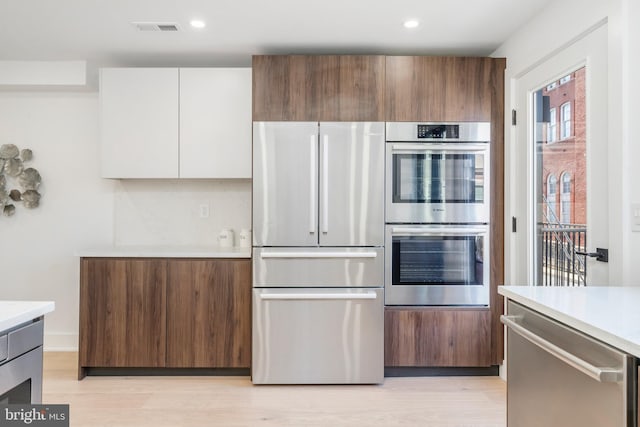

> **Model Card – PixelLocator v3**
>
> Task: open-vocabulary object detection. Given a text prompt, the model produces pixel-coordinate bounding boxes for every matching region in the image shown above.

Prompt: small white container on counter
[238,229,251,248]
[218,228,235,248]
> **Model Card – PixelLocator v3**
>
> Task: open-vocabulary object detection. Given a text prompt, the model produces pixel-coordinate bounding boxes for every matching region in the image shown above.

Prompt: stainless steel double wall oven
[384,122,491,306]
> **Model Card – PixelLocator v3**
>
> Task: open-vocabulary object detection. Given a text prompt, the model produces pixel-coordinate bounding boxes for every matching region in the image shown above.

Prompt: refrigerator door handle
[322,134,329,234]
[261,251,377,259]
[310,135,317,234]
[259,292,378,301]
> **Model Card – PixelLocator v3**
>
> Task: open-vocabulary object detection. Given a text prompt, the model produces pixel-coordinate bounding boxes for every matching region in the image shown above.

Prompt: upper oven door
[384,224,490,306]
[385,142,490,223]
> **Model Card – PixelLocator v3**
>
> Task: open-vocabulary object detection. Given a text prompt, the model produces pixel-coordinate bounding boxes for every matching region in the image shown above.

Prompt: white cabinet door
[100,68,179,178]
[179,68,252,178]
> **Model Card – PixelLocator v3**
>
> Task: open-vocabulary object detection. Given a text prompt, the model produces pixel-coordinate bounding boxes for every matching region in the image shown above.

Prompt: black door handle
[575,248,608,262]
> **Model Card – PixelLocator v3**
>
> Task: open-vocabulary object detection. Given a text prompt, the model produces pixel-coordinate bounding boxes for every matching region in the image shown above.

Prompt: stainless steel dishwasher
[502,300,637,427]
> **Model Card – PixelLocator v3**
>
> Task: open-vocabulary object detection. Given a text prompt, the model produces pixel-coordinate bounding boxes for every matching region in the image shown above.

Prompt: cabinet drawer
[253,247,384,287]
[7,319,43,360]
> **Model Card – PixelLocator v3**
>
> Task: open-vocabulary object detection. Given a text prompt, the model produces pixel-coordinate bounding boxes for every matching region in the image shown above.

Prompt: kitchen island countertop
[76,246,251,258]
[0,301,55,332]
[499,285,640,358]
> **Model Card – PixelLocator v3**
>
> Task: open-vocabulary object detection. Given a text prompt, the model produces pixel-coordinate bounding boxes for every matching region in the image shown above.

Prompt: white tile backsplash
[114,179,251,247]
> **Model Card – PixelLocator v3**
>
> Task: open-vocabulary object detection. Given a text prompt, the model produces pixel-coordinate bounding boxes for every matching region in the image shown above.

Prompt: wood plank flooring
[43,352,506,427]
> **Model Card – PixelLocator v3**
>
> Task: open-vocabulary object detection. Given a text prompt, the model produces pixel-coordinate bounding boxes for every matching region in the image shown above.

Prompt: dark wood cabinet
[166,259,251,368]
[385,56,504,122]
[252,55,385,121]
[79,257,251,377]
[384,307,492,367]
[79,258,167,369]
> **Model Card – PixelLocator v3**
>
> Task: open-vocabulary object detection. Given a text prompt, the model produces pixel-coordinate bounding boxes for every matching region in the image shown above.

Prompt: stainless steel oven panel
[384,224,490,306]
[385,142,491,223]
[386,122,490,142]
[252,287,384,384]
[253,247,384,288]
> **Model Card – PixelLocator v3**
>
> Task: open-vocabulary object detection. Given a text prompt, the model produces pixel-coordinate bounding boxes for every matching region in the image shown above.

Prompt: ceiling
[0,0,551,69]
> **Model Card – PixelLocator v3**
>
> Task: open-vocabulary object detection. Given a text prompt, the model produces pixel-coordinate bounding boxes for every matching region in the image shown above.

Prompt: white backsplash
[114,179,251,247]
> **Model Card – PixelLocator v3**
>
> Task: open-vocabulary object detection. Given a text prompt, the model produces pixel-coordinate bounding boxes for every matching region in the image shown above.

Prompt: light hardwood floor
[43,352,506,427]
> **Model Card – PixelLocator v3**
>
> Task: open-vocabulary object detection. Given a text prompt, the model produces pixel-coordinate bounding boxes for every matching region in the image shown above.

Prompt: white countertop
[499,286,640,358]
[76,246,251,258]
[0,301,55,332]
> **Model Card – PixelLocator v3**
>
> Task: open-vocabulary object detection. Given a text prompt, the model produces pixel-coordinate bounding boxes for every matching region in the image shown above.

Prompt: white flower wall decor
[0,144,42,217]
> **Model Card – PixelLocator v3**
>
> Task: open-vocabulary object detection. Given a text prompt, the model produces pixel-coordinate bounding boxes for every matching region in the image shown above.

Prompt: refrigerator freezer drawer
[252,288,384,384]
[253,247,384,287]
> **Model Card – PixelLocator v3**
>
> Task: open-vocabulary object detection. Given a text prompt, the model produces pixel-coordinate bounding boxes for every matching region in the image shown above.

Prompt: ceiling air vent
[132,22,181,32]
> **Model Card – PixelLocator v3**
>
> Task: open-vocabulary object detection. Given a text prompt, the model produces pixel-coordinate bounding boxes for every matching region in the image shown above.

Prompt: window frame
[560,172,572,224]
[547,107,557,143]
[560,102,571,139]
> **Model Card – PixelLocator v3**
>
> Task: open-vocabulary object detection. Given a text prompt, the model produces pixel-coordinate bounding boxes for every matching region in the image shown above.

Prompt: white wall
[114,179,251,246]
[624,0,640,284]
[0,92,253,350]
[0,92,114,350]
[491,0,640,285]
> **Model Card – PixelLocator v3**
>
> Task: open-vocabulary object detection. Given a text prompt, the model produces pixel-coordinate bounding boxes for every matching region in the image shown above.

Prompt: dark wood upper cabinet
[166,259,251,368]
[252,55,385,121]
[79,258,167,368]
[385,56,504,122]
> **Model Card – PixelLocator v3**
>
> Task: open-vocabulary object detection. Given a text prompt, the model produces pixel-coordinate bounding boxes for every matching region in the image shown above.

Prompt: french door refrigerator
[252,121,385,384]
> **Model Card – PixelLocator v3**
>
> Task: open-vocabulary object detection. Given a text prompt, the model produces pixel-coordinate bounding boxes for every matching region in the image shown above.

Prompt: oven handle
[391,227,487,236]
[391,143,488,152]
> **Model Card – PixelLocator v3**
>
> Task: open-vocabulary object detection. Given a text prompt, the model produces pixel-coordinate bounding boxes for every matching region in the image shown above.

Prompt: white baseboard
[44,333,78,352]
[499,360,507,381]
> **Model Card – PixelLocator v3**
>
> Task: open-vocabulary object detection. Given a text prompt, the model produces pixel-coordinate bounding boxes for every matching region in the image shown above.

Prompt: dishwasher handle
[501,315,624,383]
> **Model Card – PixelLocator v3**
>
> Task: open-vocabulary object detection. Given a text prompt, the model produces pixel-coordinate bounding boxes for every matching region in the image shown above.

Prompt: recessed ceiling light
[190,20,206,29]
[403,20,419,29]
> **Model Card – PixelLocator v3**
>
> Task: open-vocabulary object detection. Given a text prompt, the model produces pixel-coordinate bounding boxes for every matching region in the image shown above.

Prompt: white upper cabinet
[179,68,251,178]
[99,67,251,179]
[100,68,179,178]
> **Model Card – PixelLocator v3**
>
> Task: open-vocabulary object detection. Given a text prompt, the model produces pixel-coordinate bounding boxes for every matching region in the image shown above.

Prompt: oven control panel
[417,124,460,139]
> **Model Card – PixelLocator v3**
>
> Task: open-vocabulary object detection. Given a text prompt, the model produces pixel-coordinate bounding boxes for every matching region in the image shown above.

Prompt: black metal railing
[539,222,587,287]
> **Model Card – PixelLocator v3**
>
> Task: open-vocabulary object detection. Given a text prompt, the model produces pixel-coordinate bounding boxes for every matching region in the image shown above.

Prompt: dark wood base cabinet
[166,260,251,368]
[79,258,251,378]
[384,307,493,367]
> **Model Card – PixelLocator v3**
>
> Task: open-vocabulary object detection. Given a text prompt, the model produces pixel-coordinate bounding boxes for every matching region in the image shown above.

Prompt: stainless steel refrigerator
[252,121,385,384]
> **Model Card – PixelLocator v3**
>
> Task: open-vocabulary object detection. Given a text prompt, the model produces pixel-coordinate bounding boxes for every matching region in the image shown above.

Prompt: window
[559,74,571,85]
[560,102,571,139]
[546,82,557,91]
[547,174,557,221]
[547,107,557,143]
[560,172,571,223]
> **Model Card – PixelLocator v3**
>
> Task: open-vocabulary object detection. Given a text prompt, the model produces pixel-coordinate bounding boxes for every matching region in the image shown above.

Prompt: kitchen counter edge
[76,247,251,259]
[499,285,640,358]
[0,301,55,332]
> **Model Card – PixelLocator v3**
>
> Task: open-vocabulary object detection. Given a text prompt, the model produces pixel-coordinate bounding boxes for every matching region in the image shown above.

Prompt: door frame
[508,22,610,285]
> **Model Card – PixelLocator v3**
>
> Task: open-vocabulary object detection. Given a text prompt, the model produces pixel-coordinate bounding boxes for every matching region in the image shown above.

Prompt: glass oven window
[392,235,484,286]
[392,152,484,203]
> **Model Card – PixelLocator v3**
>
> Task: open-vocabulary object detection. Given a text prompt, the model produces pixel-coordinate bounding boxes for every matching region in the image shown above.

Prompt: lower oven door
[252,288,384,384]
[384,224,489,306]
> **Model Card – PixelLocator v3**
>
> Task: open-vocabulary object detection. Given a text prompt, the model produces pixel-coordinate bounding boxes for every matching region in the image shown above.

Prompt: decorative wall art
[0,144,42,217]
